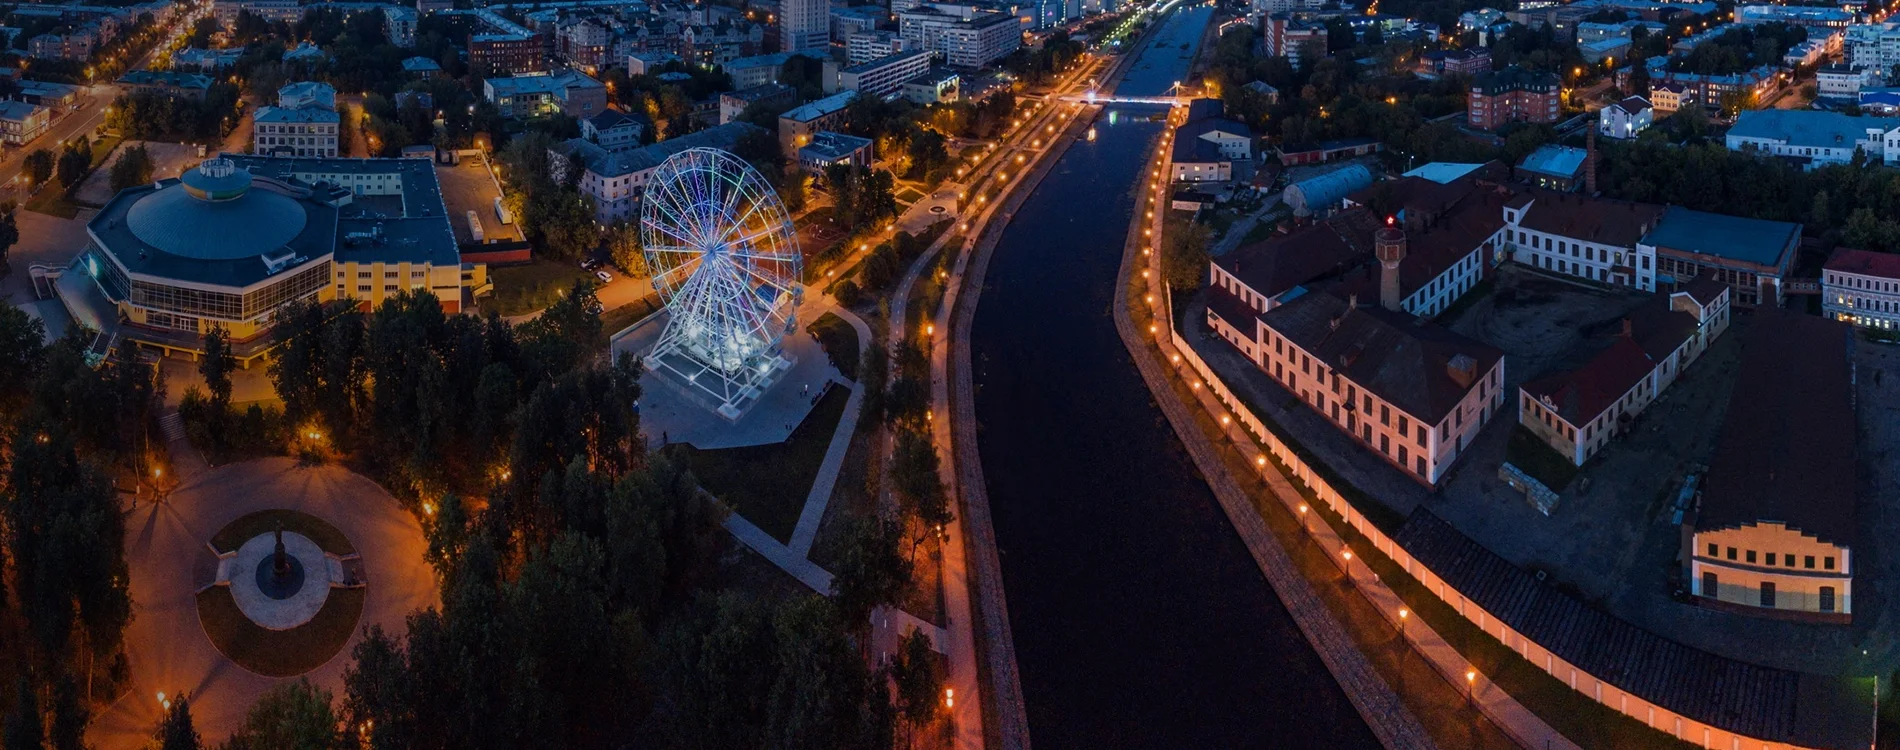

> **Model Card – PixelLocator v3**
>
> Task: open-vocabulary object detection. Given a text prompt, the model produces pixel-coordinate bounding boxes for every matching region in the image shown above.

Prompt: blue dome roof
[125,167,309,261]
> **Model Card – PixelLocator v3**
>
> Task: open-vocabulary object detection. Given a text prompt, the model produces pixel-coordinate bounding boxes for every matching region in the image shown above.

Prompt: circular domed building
[64,154,479,366]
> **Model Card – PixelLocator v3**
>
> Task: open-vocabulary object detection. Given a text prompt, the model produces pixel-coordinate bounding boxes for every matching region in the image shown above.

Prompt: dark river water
[966,4,1381,748]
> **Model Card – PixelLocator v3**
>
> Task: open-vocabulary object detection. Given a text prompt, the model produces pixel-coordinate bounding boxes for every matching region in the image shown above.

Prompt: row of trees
[105,83,244,143]
[1599,138,1900,253]
[0,306,161,746]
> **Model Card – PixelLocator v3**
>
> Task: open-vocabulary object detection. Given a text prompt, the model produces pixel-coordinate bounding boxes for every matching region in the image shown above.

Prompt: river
[966,4,1381,748]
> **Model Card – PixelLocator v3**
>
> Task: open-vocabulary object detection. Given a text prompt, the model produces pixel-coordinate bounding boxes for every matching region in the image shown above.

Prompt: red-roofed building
[1822,247,1900,331]
[1518,277,1730,466]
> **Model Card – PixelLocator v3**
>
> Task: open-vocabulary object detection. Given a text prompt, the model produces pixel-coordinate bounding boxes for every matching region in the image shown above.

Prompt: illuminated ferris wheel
[641,147,802,417]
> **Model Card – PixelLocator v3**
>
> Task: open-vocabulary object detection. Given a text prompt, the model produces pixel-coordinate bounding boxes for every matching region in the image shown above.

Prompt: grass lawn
[211,509,356,555]
[489,259,592,315]
[669,385,851,543]
[601,293,661,337]
[24,186,81,219]
[196,587,365,678]
[1505,425,1580,492]
[806,312,861,381]
[90,135,123,168]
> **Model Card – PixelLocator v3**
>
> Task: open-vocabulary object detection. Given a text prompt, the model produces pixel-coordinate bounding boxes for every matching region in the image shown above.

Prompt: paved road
[0,4,204,197]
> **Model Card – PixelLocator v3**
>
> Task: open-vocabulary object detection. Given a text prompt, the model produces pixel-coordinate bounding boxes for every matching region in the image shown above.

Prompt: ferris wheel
[641,147,802,416]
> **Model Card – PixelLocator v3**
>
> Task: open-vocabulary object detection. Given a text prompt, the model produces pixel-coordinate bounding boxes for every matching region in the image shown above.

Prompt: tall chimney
[1585,126,1598,195]
[1376,219,1406,313]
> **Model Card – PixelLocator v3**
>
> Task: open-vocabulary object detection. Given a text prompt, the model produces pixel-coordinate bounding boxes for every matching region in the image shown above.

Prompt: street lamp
[1398,608,1408,637]
[1466,670,1478,704]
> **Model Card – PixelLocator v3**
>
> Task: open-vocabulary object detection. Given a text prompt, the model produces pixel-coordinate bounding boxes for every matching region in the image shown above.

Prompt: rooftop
[1521,290,1708,427]
[559,121,767,178]
[119,70,212,89]
[841,48,931,74]
[0,100,40,121]
[1642,205,1800,268]
[1473,66,1558,95]
[1696,310,1857,550]
[800,131,872,160]
[254,106,341,124]
[486,70,604,97]
[1727,109,1900,150]
[781,90,857,123]
[401,56,441,71]
[1512,189,1664,248]
[1402,162,1486,184]
[1824,247,1900,279]
[1258,289,1504,423]
[1396,508,1870,750]
[1515,144,1587,179]
[91,161,338,289]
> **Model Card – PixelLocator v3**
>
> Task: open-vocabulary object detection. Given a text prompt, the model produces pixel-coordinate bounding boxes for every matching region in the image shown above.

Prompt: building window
[1825,557,1835,570]
[1727,547,1737,561]
[1764,553,1775,566]
[1707,543,1717,557]
[1745,550,1756,564]
[1820,586,1835,613]
[1759,582,1775,608]
[1806,555,1816,569]
[1703,571,1718,598]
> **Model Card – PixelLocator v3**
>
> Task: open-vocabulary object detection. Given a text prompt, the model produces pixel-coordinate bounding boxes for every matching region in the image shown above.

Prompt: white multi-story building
[1502,191,1664,290]
[831,6,884,42]
[898,5,1022,69]
[848,30,909,64]
[1598,95,1652,139]
[0,100,50,146]
[780,0,830,53]
[552,122,765,224]
[1205,228,1508,486]
[1519,278,1729,466]
[252,81,339,158]
[1817,64,1880,99]
[1726,109,1900,168]
[383,6,417,47]
[839,49,933,98]
[1822,247,1900,330]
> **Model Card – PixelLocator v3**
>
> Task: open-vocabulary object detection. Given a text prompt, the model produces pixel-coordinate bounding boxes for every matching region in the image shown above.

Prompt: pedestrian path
[725,513,835,593]
[788,308,873,558]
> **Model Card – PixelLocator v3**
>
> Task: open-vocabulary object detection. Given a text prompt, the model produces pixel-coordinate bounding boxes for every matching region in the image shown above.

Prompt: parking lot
[435,155,522,245]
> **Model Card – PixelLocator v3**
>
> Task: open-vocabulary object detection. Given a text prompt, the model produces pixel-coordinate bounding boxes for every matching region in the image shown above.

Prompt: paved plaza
[613,295,860,450]
[91,458,436,747]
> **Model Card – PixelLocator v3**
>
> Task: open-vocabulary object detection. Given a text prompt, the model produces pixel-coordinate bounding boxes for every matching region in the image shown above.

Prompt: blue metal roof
[1642,206,1800,267]
[1516,145,1588,179]
[1402,162,1484,184]
[1727,109,1897,150]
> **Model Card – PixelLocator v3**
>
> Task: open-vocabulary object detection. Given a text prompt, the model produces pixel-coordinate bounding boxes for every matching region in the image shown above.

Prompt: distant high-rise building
[780,0,828,52]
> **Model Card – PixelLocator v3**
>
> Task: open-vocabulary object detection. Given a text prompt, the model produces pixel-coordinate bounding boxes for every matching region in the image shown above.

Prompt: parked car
[579,257,600,270]
[595,269,613,284]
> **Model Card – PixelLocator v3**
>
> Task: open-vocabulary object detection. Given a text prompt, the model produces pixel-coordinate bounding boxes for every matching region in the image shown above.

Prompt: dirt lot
[435,155,522,244]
